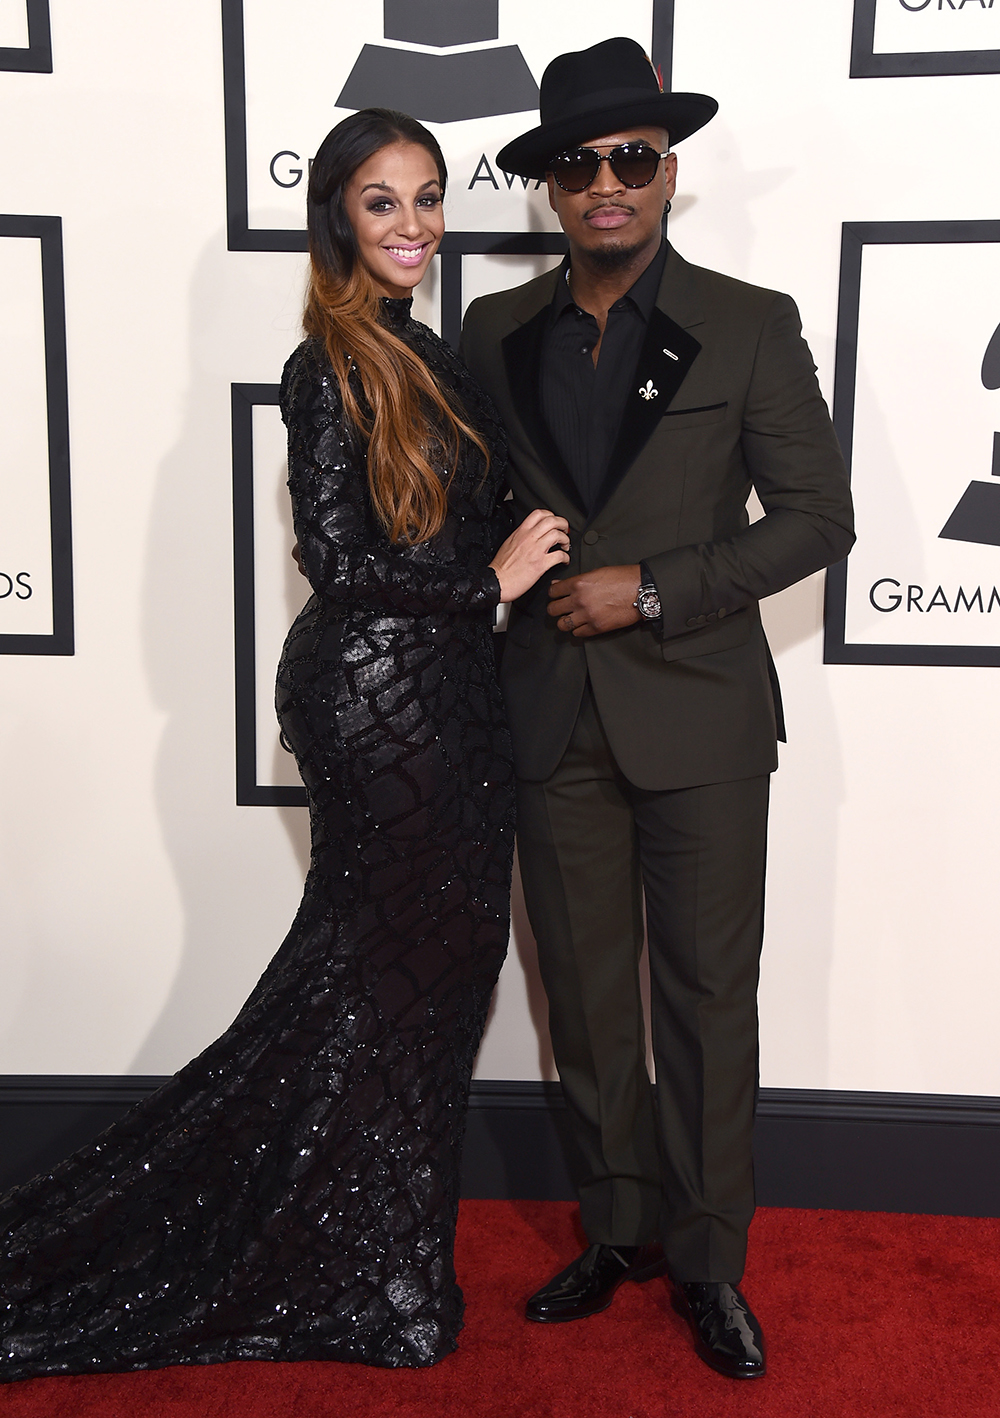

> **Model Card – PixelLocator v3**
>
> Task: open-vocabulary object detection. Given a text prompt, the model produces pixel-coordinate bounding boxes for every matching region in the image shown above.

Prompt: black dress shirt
[540,240,667,514]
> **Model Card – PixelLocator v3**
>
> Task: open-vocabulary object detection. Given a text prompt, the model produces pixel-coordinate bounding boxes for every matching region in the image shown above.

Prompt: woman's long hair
[304,108,488,544]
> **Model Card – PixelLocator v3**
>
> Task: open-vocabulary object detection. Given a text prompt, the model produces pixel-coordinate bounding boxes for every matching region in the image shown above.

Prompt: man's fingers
[548,575,577,598]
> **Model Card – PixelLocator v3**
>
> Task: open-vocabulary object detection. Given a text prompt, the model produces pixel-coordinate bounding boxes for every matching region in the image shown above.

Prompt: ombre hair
[304,108,488,544]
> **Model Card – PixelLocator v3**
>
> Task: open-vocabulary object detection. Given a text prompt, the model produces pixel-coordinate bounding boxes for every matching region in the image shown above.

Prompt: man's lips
[383,242,430,266]
[585,205,634,229]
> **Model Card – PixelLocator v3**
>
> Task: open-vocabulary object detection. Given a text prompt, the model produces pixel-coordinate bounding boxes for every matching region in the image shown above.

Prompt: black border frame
[221,0,673,344]
[850,0,1000,78]
[824,219,1000,668]
[0,215,73,657]
[0,0,51,72]
[232,382,306,806]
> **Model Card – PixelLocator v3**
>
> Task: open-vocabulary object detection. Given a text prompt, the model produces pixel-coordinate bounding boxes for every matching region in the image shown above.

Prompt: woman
[0,109,568,1380]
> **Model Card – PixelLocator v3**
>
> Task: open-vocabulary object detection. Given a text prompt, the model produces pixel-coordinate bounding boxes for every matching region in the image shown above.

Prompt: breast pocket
[659,401,729,432]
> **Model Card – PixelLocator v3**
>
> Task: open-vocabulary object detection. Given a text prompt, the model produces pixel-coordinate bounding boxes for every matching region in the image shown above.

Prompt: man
[460,38,854,1380]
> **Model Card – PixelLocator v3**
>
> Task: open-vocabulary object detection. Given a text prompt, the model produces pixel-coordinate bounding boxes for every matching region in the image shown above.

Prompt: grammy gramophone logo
[337,0,539,123]
[939,321,1000,548]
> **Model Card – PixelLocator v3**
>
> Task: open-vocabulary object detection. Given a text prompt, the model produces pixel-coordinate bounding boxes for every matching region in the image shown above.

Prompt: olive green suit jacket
[460,244,855,790]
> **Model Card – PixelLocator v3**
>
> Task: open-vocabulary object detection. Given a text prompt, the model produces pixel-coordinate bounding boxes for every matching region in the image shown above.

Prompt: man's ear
[546,173,557,213]
[664,152,678,202]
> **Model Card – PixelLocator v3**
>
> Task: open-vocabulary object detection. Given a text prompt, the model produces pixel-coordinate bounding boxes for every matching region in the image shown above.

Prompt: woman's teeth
[386,245,426,263]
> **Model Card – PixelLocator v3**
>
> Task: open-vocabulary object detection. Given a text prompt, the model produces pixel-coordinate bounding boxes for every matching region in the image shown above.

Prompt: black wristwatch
[633,580,661,622]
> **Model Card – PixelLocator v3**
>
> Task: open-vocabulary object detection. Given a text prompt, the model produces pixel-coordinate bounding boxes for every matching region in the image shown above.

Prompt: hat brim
[496,93,718,181]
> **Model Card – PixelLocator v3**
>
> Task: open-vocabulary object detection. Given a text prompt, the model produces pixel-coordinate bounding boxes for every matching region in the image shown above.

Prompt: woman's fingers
[489,511,573,601]
[518,509,569,536]
[530,525,570,549]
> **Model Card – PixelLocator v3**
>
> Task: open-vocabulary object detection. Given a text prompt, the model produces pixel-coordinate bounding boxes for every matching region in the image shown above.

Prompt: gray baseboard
[753,1087,1000,1216]
[1,1076,998,1216]
[462,1081,1000,1215]
[0,1076,164,1196]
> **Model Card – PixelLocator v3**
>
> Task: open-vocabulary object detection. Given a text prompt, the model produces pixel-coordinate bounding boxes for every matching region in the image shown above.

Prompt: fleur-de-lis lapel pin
[639,379,658,401]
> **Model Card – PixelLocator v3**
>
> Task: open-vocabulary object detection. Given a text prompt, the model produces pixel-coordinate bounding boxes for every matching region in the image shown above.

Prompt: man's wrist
[633,562,662,624]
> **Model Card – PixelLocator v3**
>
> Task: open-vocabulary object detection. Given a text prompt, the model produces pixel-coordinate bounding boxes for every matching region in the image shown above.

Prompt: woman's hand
[489,509,570,603]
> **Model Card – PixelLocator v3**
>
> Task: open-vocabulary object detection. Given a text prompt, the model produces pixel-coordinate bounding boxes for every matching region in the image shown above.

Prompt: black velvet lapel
[588,307,701,523]
[501,309,586,517]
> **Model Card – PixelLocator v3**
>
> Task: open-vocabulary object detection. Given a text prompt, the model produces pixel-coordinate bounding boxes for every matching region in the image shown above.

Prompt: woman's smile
[383,241,431,267]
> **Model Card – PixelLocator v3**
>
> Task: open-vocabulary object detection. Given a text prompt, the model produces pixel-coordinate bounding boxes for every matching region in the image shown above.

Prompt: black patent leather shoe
[525,1242,668,1322]
[675,1281,766,1379]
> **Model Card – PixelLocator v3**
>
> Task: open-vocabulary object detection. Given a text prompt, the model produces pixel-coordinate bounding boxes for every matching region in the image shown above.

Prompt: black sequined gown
[0,300,515,1379]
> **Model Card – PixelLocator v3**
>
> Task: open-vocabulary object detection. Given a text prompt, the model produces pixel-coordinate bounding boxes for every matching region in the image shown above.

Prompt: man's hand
[547,565,643,637]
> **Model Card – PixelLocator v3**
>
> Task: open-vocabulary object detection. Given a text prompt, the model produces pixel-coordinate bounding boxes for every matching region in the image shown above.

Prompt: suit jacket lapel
[502,306,586,517]
[588,305,701,523]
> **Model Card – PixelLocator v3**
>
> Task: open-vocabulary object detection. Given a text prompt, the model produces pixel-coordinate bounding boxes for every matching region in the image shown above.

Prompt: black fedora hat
[496,37,717,181]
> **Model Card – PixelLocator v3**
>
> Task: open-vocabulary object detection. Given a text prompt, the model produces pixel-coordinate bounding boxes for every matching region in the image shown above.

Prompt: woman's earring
[664,198,672,215]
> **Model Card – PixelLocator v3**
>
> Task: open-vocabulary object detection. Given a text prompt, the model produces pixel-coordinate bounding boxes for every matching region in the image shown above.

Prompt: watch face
[638,588,661,620]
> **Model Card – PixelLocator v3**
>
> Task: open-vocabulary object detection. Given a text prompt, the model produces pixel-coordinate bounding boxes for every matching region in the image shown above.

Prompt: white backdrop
[1,0,999,1097]
[0,0,29,50]
[0,233,50,638]
[240,0,651,238]
[845,240,1000,649]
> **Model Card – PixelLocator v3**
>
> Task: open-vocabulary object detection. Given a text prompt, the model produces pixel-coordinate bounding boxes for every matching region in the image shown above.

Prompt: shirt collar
[550,239,667,322]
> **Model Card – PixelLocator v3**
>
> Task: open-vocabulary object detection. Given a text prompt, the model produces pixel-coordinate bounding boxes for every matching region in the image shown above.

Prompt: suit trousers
[515,682,770,1282]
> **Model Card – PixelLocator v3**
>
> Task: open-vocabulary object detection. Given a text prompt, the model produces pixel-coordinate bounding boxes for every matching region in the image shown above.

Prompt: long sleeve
[488,496,515,556]
[281,343,501,618]
[644,293,855,640]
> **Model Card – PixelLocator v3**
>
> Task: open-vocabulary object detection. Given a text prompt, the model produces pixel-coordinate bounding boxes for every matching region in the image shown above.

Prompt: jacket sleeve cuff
[638,560,665,639]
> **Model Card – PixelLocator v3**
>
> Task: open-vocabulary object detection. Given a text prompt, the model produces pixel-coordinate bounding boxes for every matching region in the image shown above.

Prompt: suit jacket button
[717,607,727,618]
[696,615,707,625]
[706,612,716,622]
[583,530,600,545]
[685,617,698,628]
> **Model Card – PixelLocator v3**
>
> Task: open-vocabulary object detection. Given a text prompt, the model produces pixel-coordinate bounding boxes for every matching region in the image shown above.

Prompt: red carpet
[1,1201,998,1417]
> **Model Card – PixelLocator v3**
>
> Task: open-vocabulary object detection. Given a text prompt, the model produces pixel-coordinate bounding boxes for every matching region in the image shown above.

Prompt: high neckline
[380,296,413,325]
